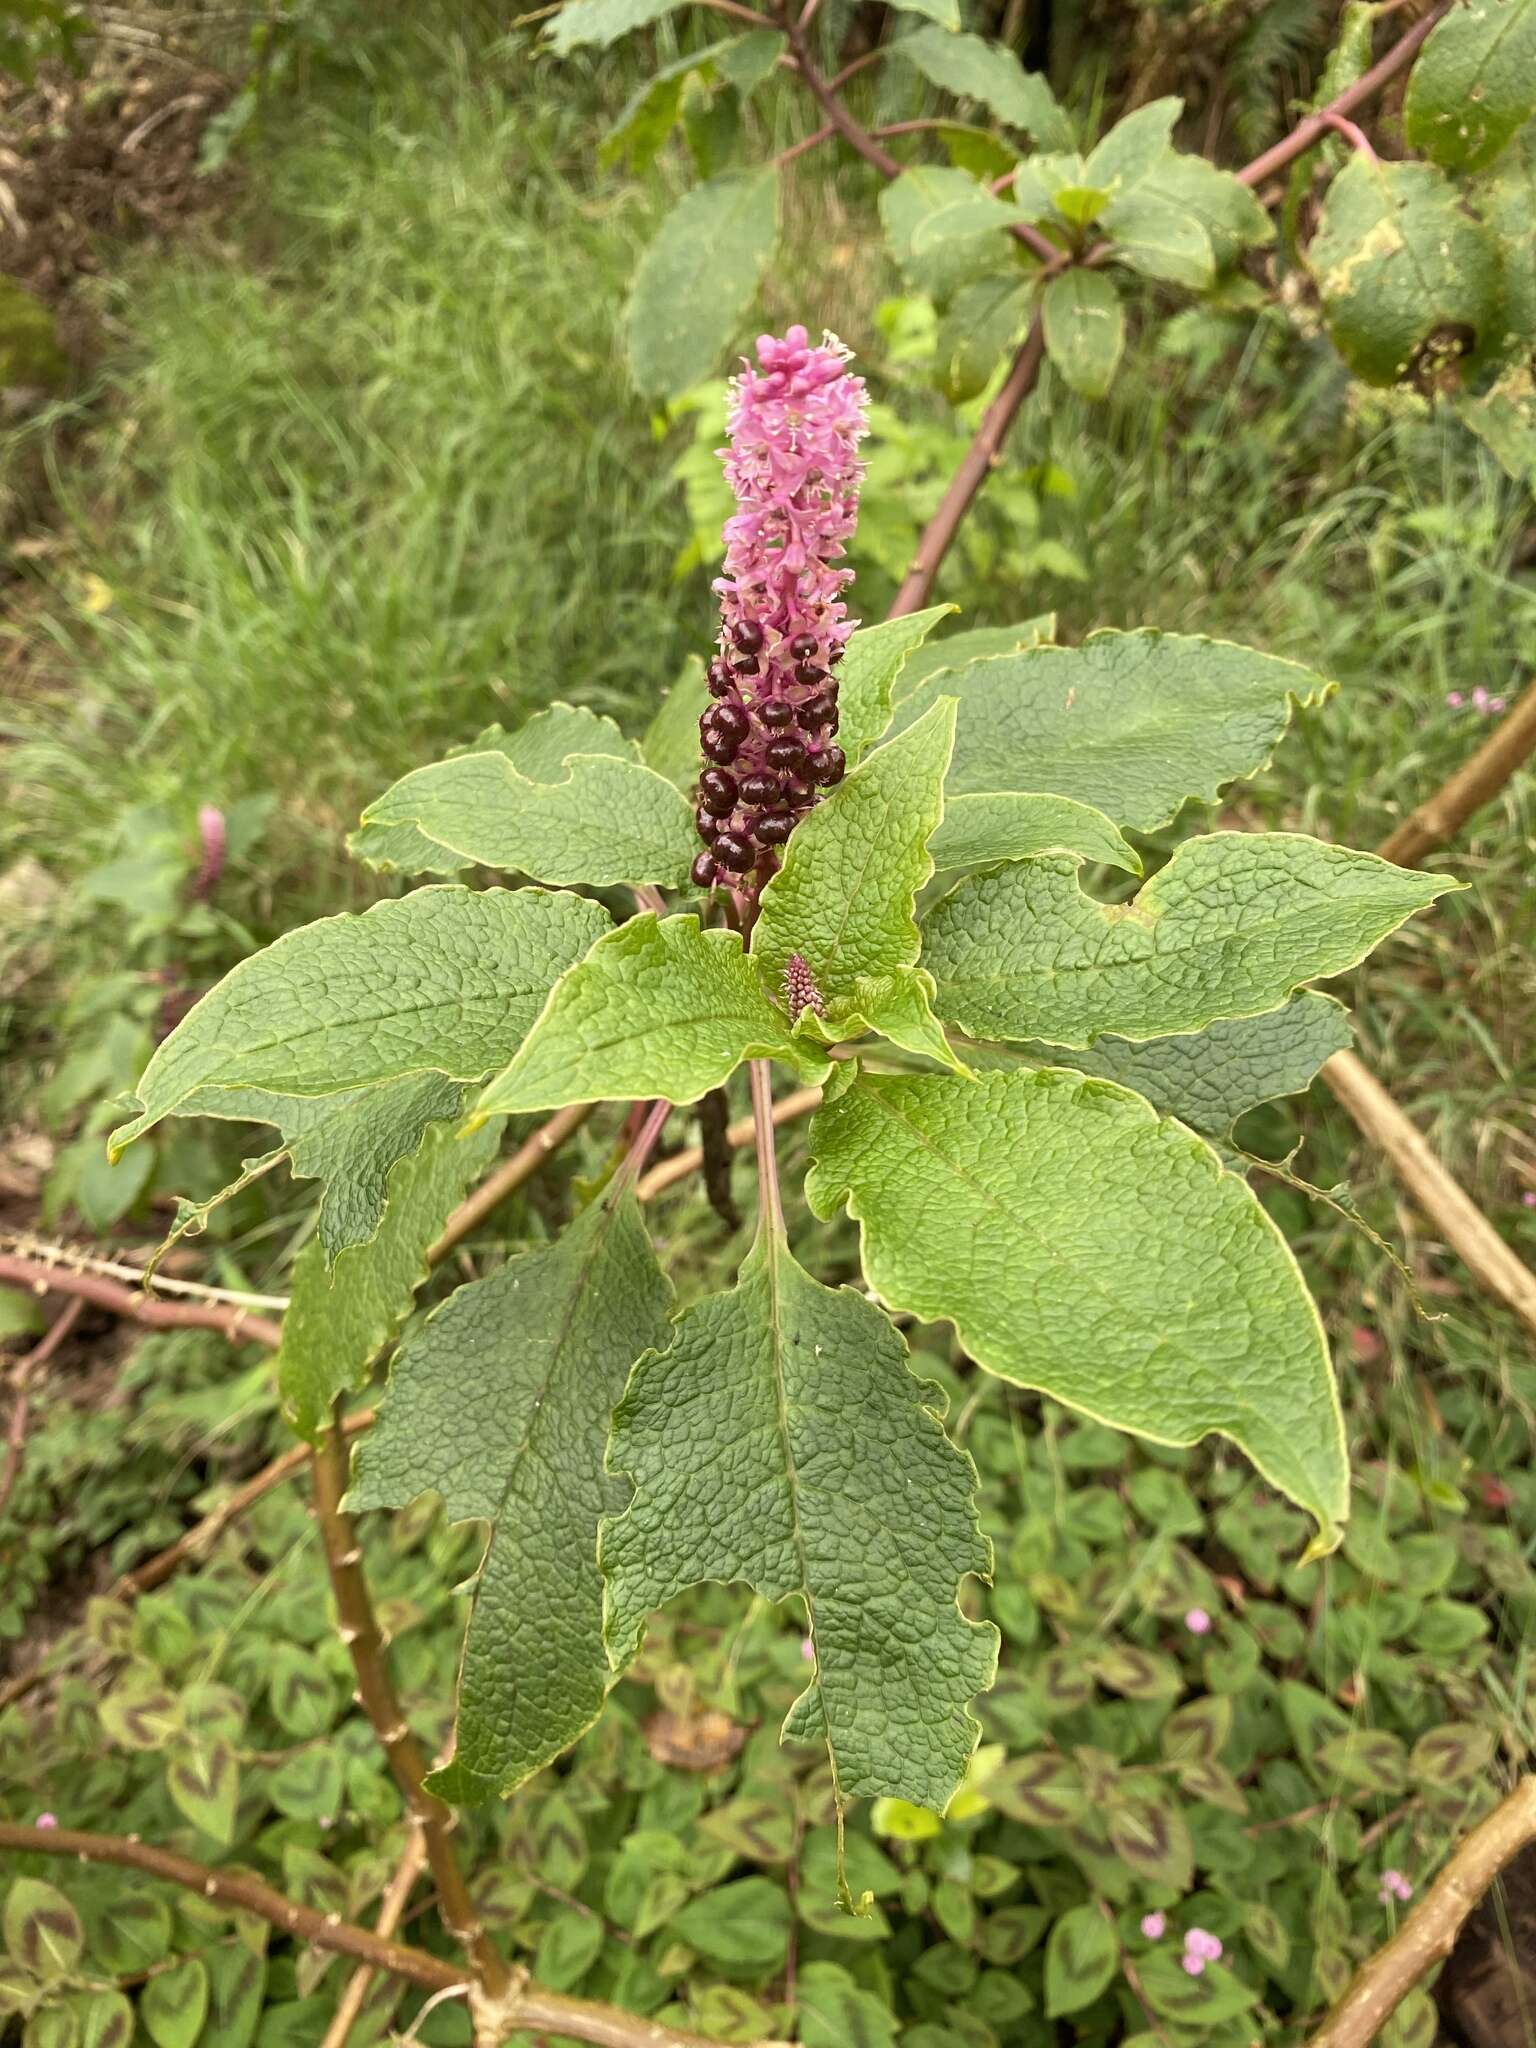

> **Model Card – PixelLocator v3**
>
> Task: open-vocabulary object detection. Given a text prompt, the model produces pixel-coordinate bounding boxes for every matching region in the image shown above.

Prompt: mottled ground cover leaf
[350,1193,673,1800]
[1310,158,1504,386]
[603,1221,998,1819]
[625,168,778,398]
[477,913,821,1117]
[923,834,1452,1045]
[807,1069,1349,1544]
[175,1072,466,1264]
[893,615,1056,702]
[353,749,695,890]
[754,699,960,1067]
[928,791,1139,874]
[278,1116,502,1440]
[1042,269,1125,397]
[896,26,1073,146]
[350,705,634,874]
[961,992,1353,1141]
[111,887,609,1154]
[836,606,955,760]
[1405,0,1536,171]
[888,630,1334,830]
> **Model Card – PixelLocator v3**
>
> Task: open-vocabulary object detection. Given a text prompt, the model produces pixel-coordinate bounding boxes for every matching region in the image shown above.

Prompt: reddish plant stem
[1319,110,1380,162]
[749,1062,786,1237]
[0,1252,282,1349]
[635,1085,823,1202]
[0,1299,84,1520]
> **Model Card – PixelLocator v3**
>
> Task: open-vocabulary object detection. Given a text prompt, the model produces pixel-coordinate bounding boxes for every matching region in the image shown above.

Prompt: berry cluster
[691,324,868,895]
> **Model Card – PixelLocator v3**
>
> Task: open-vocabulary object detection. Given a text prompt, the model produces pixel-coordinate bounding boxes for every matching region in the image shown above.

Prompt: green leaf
[807,1069,1349,1545]
[1121,152,1274,271]
[200,1944,265,2048]
[1102,192,1215,289]
[909,191,1033,259]
[642,656,711,792]
[601,41,735,170]
[4,1883,83,1982]
[348,707,636,874]
[886,629,1335,832]
[547,0,682,53]
[1042,268,1125,398]
[1472,122,1536,354]
[880,168,1021,301]
[837,607,956,760]
[276,1114,502,1440]
[475,913,819,1117]
[1105,1794,1194,1891]
[166,1737,240,1844]
[960,993,1353,1142]
[1405,0,1536,170]
[1410,1722,1496,1786]
[887,0,961,28]
[895,27,1073,147]
[893,616,1056,702]
[929,791,1139,874]
[797,1961,901,2048]
[937,276,1034,402]
[1310,157,1504,386]
[1138,1952,1257,2024]
[267,1746,344,1820]
[22,2007,76,2048]
[353,749,694,891]
[671,1878,792,1971]
[71,1993,132,2048]
[350,1192,674,1801]
[625,169,778,398]
[534,1913,605,1992]
[1082,98,1181,192]
[602,1223,998,1818]
[753,697,958,1063]
[922,833,1454,1047]
[142,1959,209,2048]
[1043,1903,1118,2016]
[267,1644,340,1739]
[176,1072,466,1265]
[110,886,608,1154]
[985,1751,1086,1826]
[715,29,784,95]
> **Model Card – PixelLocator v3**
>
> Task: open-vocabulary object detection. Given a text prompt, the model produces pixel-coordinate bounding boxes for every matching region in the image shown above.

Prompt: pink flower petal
[1140,1913,1166,1940]
[1184,1607,1212,1635]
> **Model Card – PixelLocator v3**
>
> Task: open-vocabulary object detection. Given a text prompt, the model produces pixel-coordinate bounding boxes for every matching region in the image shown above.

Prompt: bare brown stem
[1305,1778,1536,2048]
[310,1416,511,1997]
[635,1085,824,1201]
[320,1831,430,2048]
[430,1103,594,1264]
[0,1251,282,1349]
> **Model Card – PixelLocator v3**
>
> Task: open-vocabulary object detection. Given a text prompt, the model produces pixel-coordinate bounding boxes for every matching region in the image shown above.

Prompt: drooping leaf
[893,615,1056,701]
[547,0,684,54]
[922,834,1454,1047]
[886,630,1335,831]
[349,706,636,875]
[807,1069,1349,1545]
[175,1071,466,1265]
[895,27,1073,147]
[1082,98,1181,193]
[1042,268,1125,398]
[928,791,1140,874]
[1043,1903,1119,2016]
[353,749,695,890]
[1310,157,1504,386]
[1404,0,1536,171]
[937,275,1034,400]
[276,1115,502,1441]
[350,1192,673,1800]
[642,655,711,792]
[962,992,1353,1141]
[603,1223,998,1819]
[754,698,958,1067]
[110,887,608,1154]
[476,913,820,1118]
[836,606,956,759]
[625,169,778,398]
[601,40,737,170]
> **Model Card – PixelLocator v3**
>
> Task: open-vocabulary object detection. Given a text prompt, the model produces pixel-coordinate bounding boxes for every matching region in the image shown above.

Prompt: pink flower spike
[1446,691,1464,707]
[1184,1607,1212,1636]
[1182,1954,1206,1976]
[1140,1912,1166,1940]
[35,1813,58,1829]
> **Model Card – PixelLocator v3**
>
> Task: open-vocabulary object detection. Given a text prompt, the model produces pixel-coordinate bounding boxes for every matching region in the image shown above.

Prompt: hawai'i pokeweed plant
[101,318,1461,1906]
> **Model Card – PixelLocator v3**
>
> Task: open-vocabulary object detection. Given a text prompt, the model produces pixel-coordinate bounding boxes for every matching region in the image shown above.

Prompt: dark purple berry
[739,770,780,806]
[801,695,836,730]
[713,831,753,873]
[759,698,795,729]
[809,745,847,786]
[732,620,765,655]
[695,806,724,841]
[701,724,741,767]
[691,851,717,888]
[789,632,818,661]
[698,768,737,815]
[782,779,813,805]
[794,664,825,689]
[712,702,750,743]
[754,810,794,845]
[828,645,845,665]
[707,668,734,700]
[765,735,806,773]
[733,659,760,678]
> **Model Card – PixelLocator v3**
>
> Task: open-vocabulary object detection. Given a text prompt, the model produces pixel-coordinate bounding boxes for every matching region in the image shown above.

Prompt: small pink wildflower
[1140,1912,1166,1940]
[1185,1928,1223,1963]
[191,804,227,902]
[1184,1607,1213,1636]
[1379,1870,1413,1904]
[1490,696,1507,713]
[1182,1953,1207,1976]
[1523,1192,1536,1208]
[35,1813,58,1829]
[1472,686,1490,712]
[1446,691,1464,707]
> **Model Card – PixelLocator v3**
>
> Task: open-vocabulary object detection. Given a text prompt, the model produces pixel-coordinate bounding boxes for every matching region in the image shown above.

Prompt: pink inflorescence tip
[35,1813,58,1830]
[1140,1912,1166,1941]
[1184,1607,1213,1636]
[692,324,869,900]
